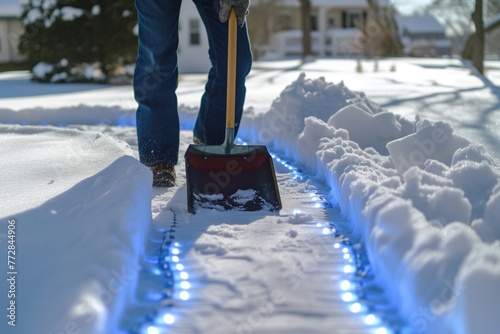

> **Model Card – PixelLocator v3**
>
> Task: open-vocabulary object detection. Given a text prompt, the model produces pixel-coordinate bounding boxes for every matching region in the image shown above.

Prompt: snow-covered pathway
[2,58,500,334]
[114,129,390,333]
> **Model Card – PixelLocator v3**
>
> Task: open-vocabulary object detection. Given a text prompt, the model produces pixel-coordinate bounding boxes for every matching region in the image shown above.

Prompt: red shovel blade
[185,145,282,213]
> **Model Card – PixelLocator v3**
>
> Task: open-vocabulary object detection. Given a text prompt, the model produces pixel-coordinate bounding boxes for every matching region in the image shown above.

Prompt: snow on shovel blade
[185,144,282,214]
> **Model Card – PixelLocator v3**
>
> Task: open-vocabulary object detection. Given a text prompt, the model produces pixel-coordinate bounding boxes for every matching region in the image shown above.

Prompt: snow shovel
[184,9,281,214]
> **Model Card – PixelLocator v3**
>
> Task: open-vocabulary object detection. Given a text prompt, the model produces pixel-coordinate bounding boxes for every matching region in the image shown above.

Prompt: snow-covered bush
[19,0,137,83]
[31,60,126,83]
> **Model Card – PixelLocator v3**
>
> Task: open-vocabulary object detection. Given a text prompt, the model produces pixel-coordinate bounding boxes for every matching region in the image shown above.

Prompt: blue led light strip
[135,209,192,334]
[133,140,405,333]
[268,148,403,334]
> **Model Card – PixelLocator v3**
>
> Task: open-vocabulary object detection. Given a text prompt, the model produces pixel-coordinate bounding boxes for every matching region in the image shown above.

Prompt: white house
[395,15,452,57]
[178,0,211,73]
[249,0,391,59]
[176,0,392,70]
[0,3,24,63]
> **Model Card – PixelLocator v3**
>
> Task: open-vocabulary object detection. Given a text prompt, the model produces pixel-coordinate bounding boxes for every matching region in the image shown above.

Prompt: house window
[328,17,335,28]
[310,15,318,31]
[343,11,364,28]
[189,19,201,45]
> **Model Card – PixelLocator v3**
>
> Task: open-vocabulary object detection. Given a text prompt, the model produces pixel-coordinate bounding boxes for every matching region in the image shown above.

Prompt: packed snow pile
[241,72,415,157]
[0,125,153,334]
[243,74,500,333]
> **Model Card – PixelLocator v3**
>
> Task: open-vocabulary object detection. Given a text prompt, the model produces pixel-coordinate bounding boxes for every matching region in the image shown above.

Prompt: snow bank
[0,125,153,334]
[0,105,135,127]
[242,74,500,333]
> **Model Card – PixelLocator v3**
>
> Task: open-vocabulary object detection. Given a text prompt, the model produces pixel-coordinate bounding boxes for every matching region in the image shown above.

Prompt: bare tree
[425,0,475,53]
[300,0,313,59]
[247,0,277,58]
[472,0,485,74]
[463,1,500,66]
[363,0,403,57]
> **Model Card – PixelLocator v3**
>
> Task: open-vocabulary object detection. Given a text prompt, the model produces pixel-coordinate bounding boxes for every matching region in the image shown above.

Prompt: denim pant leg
[193,0,253,145]
[134,0,182,167]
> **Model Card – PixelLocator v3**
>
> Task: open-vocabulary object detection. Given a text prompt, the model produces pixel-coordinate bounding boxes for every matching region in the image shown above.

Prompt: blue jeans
[134,0,252,167]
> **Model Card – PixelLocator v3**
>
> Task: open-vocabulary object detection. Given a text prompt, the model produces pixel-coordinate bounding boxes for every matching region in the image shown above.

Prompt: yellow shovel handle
[226,9,237,130]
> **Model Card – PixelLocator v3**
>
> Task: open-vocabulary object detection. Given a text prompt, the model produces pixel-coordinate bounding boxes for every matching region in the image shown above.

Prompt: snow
[60,6,84,21]
[1,58,500,333]
[32,62,54,80]
[0,126,152,333]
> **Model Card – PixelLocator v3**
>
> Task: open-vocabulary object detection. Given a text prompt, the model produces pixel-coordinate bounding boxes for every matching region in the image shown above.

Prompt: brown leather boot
[150,163,176,187]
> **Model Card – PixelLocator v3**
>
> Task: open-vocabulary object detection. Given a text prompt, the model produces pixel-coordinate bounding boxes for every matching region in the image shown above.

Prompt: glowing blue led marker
[364,314,378,326]
[340,280,352,291]
[322,227,332,235]
[143,325,160,334]
[374,327,390,334]
[162,313,175,325]
[343,264,355,274]
[179,291,190,301]
[349,302,363,314]
[342,292,356,302]
[180,281,191,289]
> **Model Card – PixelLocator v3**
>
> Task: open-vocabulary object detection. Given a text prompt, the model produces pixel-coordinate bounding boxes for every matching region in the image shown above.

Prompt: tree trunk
[300,0,313,59]
[364,0,403,57]
[463,11,500,60]
[472,0,485,74]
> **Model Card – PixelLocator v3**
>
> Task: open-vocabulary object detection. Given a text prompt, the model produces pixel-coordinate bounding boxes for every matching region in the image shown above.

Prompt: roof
[396,15,446,35]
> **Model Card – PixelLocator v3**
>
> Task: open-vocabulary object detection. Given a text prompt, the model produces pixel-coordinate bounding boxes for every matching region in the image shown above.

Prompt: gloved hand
[219,0,250,27]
